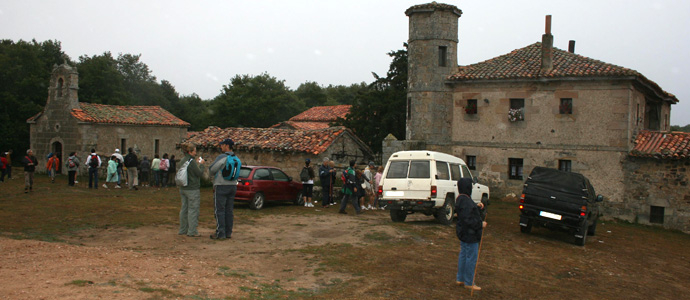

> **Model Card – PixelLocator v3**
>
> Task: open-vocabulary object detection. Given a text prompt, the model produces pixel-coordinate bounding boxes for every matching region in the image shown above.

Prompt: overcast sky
[2,0,688,125]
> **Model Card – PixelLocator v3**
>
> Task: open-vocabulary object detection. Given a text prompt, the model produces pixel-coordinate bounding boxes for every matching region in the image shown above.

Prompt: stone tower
[47,63,80,111]
[405,2,461,145]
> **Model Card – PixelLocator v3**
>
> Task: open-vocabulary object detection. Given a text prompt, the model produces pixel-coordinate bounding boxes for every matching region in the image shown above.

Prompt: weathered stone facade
[27,63,189,175]
[396,2,680,228]
[620,158,690,233]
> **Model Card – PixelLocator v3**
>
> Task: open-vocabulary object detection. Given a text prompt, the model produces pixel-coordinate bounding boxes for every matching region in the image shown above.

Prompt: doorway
[51,141,63,174]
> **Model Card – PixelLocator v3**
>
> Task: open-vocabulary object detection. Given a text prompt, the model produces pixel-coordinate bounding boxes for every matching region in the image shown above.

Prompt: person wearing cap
[318,157,336,208]
[178,142,206,237]
[208,138,241,240]
[300,158,316,207]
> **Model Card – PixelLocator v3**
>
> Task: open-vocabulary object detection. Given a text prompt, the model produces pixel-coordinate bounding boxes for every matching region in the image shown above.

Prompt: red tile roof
[69,103,189,127]
[449,43,678,103]
[184,126,363,155]
[269,121,331,130]
[631,130,690,159]
[289,105,351,122]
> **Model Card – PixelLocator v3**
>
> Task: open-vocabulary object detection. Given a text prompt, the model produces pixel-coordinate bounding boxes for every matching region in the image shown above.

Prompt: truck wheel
[587,220,597,236]
[575,223,588,246]
[434,198,455,225]
[390,209,407,222]
[520,220,532,233]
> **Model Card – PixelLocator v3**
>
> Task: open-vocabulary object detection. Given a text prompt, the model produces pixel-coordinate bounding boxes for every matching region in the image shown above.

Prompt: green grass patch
[65,280,93,286]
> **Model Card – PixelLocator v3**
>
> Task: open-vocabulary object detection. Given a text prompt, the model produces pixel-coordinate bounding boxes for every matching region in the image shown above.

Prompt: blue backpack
[221,154,241,181]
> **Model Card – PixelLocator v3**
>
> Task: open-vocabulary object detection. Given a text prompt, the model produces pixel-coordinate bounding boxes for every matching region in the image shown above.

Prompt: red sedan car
[236,166,304,210]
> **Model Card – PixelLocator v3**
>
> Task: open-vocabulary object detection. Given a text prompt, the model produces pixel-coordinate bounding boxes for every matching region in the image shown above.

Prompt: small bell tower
[47,61,79,110]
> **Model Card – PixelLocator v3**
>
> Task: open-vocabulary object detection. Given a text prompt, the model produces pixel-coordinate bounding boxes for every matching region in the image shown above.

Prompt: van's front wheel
[390,209,407,222]
[435,198,455,225]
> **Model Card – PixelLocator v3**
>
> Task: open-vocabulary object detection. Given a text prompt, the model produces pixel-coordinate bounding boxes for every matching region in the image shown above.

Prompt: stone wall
[620,158,690,233]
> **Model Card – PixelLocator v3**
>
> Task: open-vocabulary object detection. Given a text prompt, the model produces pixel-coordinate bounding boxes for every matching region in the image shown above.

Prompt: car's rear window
[386,160,431,179]
[239,167,252,178]
[409,161,430,178]
[386,161,409,178]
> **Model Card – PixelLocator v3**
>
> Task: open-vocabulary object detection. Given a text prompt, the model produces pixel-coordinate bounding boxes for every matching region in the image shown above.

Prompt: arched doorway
[51,141,63,174]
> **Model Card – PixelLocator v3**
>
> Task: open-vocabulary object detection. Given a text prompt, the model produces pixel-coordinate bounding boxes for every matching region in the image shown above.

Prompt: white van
[378,150,490,224]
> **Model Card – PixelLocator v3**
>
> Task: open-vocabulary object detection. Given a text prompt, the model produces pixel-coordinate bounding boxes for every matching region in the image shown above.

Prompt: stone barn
[183,125,374,181]
[26,63,189,174]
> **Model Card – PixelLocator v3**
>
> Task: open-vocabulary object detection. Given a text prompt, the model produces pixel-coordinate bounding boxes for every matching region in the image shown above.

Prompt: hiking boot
[210,234,226,240]
[338,210,347,214]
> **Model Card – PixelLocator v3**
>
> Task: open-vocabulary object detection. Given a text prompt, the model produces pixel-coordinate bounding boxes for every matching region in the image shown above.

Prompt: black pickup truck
[518,167,603,246]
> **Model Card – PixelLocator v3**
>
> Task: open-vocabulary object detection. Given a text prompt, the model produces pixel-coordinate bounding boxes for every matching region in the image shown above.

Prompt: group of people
[177,138,239,241]
[298,158,384,214]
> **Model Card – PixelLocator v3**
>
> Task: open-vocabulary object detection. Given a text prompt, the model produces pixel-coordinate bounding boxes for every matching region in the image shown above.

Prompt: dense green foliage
[670,124,690,132]
[0,38,405,159]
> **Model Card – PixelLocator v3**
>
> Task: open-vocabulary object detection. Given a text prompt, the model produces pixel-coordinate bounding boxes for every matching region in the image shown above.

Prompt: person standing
[124,147,139,190]
[151,154,161,187]
[178,143,205,237]
[46,153,59,183]
[338,161,362,215]
[374,166,384,209]
[112,149,125,187]
[85,149,102,189]
[0,152,8,182]
[208,138,241,240]
[139,156,150,187]
[160,153,170,188]
[318,158,335,208]
[6,149,13,179]
[22,149,38,193]
[65,152,80,186]
[103,156,119,188]
[168,154,177,187]
[455,178,487,291]
[300,158,316,207]
[363,162,375,210]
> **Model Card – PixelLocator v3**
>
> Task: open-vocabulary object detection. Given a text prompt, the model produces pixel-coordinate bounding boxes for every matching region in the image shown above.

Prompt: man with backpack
[300,158,316,207]
[208,138,241,240]
[85,149,101,189]
[339,160,362,215]
[124,147,139,190]
[66,152,80,186]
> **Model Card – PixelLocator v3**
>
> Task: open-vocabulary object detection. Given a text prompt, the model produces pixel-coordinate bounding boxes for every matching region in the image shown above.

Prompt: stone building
[387,2,684,230]
[270,105,351,130]
[27,63,189,174]
[184,125,374,180]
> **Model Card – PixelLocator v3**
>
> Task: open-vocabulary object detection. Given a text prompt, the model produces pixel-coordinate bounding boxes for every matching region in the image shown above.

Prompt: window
[558,160,572,172]
[386,161,410,179]
[466,156,476,170]
[438,46,447,67]
[409,161,431,178]
[154,139,160,155]
[57,78,64,97]
[435,161,450,180]
[270,169,289,181]
[460,165,473,179]
[465,99,477,114]
[253,168,272,180]
[121,139,126,152]
[508,158,523,180]
[239,167,252,179]
[560,98,573,114]
[450,164,461,181]
[650,206,665,224]
[509,99,525,122]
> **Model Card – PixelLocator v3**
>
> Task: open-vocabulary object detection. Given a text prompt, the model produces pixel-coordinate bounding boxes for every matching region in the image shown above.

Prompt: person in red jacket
[46,153,60,183]
[0,152,8,182]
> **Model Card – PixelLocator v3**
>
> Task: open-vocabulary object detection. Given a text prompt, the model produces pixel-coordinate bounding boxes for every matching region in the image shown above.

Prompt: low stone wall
[619,157,690,233]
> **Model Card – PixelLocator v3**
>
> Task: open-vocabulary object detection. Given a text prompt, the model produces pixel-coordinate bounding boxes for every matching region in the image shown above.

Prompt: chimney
[541,15,553,72]
[568,40,576,53]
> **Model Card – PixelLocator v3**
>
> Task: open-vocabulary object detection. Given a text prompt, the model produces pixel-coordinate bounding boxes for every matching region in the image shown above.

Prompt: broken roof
[184,125,371,156]
[630,130,690,160]
[449,42,678,104]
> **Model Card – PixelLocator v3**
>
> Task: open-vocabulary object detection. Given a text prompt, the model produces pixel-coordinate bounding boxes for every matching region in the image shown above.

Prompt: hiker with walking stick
[455,178,487,292]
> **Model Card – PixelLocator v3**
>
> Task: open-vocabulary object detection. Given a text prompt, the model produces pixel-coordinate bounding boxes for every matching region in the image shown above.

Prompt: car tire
[520,220,532,233]
[575,222,588,246]
[249,192,265,210]
[293,191,304,206]
[390,209,407,222]
[588,219,597,236]
[434,197,455,225]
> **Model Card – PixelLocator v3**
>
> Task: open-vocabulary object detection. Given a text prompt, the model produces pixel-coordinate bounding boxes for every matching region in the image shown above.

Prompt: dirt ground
[2,198,690,299]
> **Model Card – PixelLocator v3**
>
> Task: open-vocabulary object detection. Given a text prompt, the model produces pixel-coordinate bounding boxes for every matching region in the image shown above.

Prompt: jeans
[179,189,201,236]
[116,168,123,185]
[213,185,237,238]
[161,171,169,187]
[339,192,360,213]
[457,241,480,285]
[88,167,99,188]
[153,170,161,186]
[68,170,76,186]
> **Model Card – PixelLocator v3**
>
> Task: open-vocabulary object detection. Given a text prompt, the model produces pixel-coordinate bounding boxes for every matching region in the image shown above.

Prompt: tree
[295,81,327,108]
[77,52,128,104]
[211,73,304,128]
[0,39,66,154]
[336,45,408,155]
[323,83,368,105]
[176,94,212,131]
